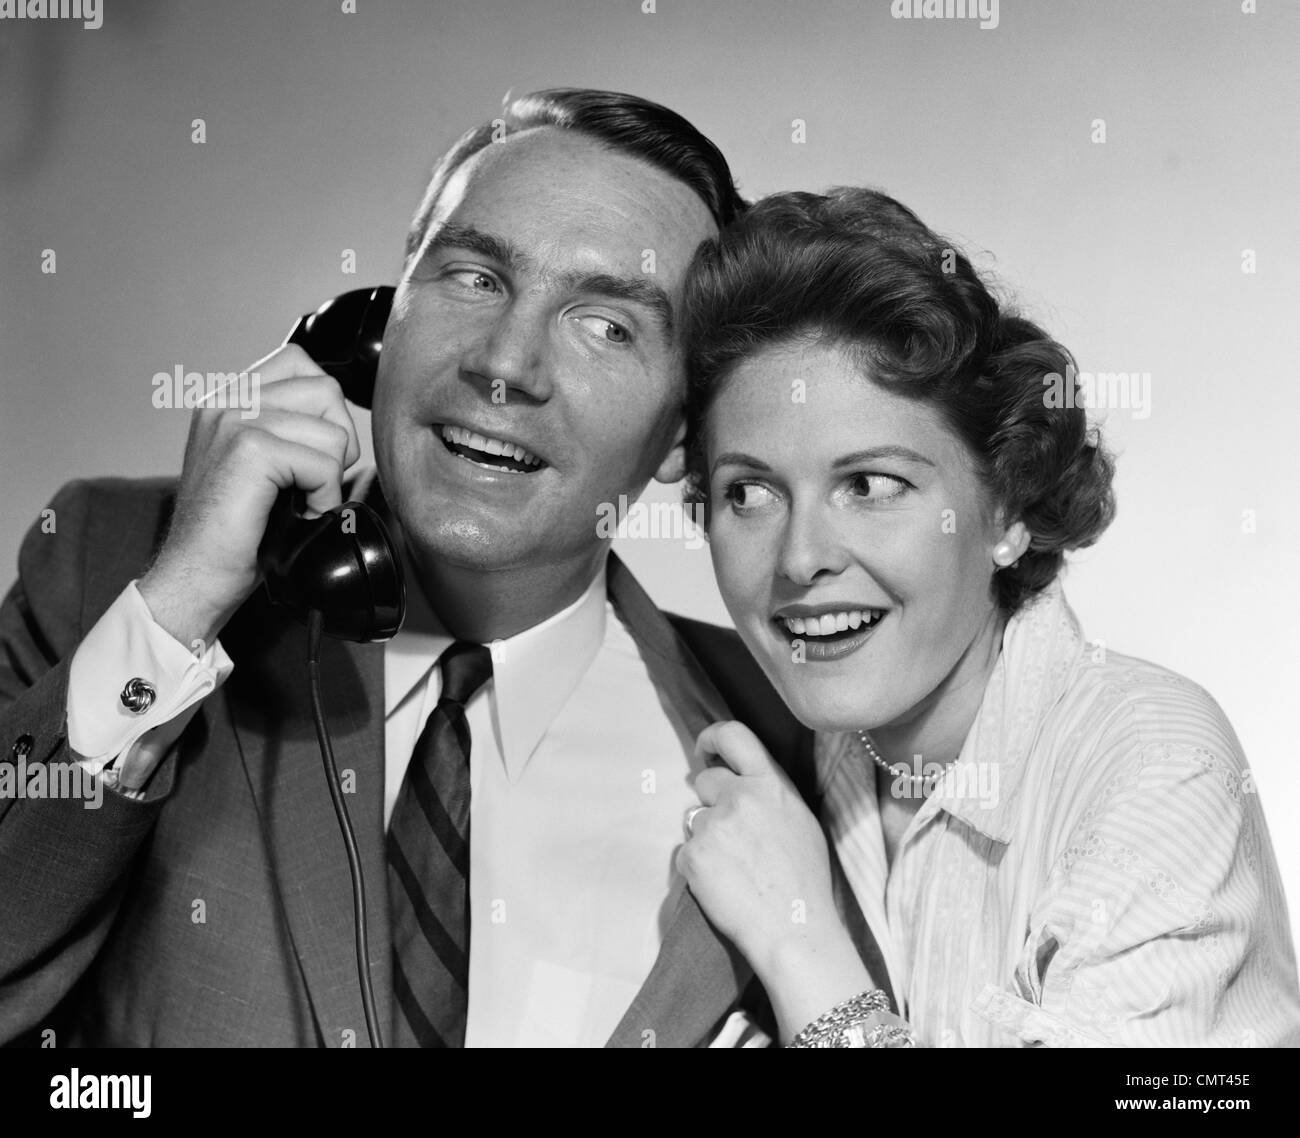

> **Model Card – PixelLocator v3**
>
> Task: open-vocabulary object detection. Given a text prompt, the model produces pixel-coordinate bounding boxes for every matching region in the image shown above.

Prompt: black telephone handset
[256,286,405,642]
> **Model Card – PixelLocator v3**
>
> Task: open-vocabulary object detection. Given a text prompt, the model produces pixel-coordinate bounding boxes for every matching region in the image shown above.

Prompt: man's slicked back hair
[404,88,747,266]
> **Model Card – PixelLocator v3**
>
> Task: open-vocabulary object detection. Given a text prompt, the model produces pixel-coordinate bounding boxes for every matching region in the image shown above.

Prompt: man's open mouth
[437,424,546,474]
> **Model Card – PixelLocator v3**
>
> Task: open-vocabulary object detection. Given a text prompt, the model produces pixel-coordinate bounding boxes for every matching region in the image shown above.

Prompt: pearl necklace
[855,730,937,790]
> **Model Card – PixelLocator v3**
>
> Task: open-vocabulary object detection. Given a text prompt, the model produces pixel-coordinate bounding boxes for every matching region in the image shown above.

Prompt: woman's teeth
[780,610,885,637]
[441,424,542,471]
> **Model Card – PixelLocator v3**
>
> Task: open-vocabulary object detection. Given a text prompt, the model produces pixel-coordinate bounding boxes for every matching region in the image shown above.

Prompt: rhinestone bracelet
[787,989,896,1049]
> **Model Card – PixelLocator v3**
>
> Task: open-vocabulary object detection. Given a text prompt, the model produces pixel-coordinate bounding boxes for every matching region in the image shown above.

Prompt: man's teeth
[781,610,885,637]
[441,424,541,467]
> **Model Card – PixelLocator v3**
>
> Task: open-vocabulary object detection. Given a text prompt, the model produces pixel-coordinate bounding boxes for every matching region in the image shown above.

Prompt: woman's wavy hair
[682,187,1116,614]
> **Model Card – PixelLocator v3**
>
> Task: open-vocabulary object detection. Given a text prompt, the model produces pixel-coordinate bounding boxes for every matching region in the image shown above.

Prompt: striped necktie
[387,640,493,1047]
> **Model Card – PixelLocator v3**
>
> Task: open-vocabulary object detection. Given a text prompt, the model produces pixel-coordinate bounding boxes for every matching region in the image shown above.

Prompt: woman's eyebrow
[832,446,936,469]
[710,445,936,478]
[711,452,771,475]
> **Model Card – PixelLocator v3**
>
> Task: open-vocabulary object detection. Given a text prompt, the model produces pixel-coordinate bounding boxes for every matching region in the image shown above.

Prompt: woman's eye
[570,314,632,344]
[847,472,909,501]
[722,481,777,512]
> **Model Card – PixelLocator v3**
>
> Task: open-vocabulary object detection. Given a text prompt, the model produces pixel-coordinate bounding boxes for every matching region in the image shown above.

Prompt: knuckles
[711,720,753,756]
[226,426,271,462]
[272,342,324,377]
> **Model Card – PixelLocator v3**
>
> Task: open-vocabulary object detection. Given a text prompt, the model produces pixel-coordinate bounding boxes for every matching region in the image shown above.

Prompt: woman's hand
[678,721,833,966]
[678,721,876,1040]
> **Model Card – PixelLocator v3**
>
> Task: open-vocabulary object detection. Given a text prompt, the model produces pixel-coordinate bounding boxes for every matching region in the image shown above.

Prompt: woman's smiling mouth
[772,606,889,661]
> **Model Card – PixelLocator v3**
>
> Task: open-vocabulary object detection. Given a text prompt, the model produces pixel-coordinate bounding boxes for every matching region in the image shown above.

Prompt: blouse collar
[925,578,1088,844]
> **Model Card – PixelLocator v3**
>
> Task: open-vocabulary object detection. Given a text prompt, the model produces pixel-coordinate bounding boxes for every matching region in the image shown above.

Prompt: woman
[675,187,1300,1047]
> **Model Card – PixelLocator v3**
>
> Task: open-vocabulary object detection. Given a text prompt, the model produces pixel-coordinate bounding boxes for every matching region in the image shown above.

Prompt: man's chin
[399,508,547,573]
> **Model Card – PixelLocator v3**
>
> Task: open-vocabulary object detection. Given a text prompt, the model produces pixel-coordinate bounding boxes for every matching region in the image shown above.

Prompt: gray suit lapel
[603,553,754,1047]
[224,482,394,1047]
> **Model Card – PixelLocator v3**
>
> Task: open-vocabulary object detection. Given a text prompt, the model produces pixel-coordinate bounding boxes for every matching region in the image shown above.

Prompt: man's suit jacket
[0,477,816,1047]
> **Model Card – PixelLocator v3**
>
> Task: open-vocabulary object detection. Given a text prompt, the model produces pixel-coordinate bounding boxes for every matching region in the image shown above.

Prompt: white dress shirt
[67,555,706,1047]
[386,557,705,1046]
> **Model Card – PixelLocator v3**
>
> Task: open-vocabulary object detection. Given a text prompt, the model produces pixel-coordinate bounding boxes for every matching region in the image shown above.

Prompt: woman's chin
[776,676,903,735]
[737,611,909,730]
[738,636,891,734]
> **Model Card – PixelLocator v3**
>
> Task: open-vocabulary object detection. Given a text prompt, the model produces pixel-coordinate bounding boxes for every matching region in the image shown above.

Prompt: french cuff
[970,984,1109,1047]
[68,579,234,788]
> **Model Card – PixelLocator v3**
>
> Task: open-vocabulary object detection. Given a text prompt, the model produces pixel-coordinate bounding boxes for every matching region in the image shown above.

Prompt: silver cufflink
[120,677,156,714]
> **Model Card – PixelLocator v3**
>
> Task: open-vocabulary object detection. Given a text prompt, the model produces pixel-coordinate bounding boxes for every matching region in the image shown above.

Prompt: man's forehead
[428,127,715,266]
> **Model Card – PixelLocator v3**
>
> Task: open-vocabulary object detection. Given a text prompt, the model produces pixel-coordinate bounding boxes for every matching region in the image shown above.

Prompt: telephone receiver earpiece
[256,286,405,642]
[285,285,394,410]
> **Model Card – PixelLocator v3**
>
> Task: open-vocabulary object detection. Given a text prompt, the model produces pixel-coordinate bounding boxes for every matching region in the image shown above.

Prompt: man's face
[373,127,716,575]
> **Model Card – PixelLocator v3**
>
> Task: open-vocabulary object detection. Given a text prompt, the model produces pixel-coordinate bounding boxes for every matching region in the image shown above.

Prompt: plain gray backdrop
[3,0,1298,946]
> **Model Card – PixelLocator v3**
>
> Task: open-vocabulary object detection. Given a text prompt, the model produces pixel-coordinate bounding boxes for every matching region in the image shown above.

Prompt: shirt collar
[927,577,1087,844]
[384,541,449,720]
[385,542,608,783]
[490,562,607,780]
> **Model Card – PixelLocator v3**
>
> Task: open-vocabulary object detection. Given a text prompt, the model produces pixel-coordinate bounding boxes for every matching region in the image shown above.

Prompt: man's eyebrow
[419,228,675,335]
[560,271,676,337]
[422,223,527,269]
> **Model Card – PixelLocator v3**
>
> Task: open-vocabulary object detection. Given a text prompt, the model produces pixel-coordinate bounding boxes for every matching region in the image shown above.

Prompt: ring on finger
[684,804,707,836]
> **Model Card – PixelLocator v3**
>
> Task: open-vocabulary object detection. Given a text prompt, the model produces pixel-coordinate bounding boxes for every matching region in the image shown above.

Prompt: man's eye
[722,481,777,512]
[447,269,499,293]
[570,314,632,344]
[847,472,909,501]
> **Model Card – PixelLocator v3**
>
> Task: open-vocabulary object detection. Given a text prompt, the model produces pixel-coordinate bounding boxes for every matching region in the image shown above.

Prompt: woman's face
[704,338,1011,734]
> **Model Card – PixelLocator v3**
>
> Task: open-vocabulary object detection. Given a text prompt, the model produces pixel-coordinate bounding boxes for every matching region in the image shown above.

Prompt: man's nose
[776,502,850,587]
[460,301,553,402]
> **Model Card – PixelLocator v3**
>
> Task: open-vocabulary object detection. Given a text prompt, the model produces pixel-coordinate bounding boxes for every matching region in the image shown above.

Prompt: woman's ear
[992,520,1030,568]
[653,419,688,485]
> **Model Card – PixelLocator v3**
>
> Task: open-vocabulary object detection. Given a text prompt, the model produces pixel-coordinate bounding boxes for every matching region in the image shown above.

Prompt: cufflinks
[119,677,157,714]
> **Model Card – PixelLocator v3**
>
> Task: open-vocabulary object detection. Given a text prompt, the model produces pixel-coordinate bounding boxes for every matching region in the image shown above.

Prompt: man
[0,90,813,1047]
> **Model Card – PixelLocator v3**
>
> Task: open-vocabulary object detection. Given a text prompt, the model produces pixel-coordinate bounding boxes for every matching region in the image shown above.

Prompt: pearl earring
[993,542,1017,567]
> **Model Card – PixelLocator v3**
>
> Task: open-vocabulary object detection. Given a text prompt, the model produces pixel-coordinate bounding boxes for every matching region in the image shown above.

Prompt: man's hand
[678,720,875,1041]
[137,345,361,649]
